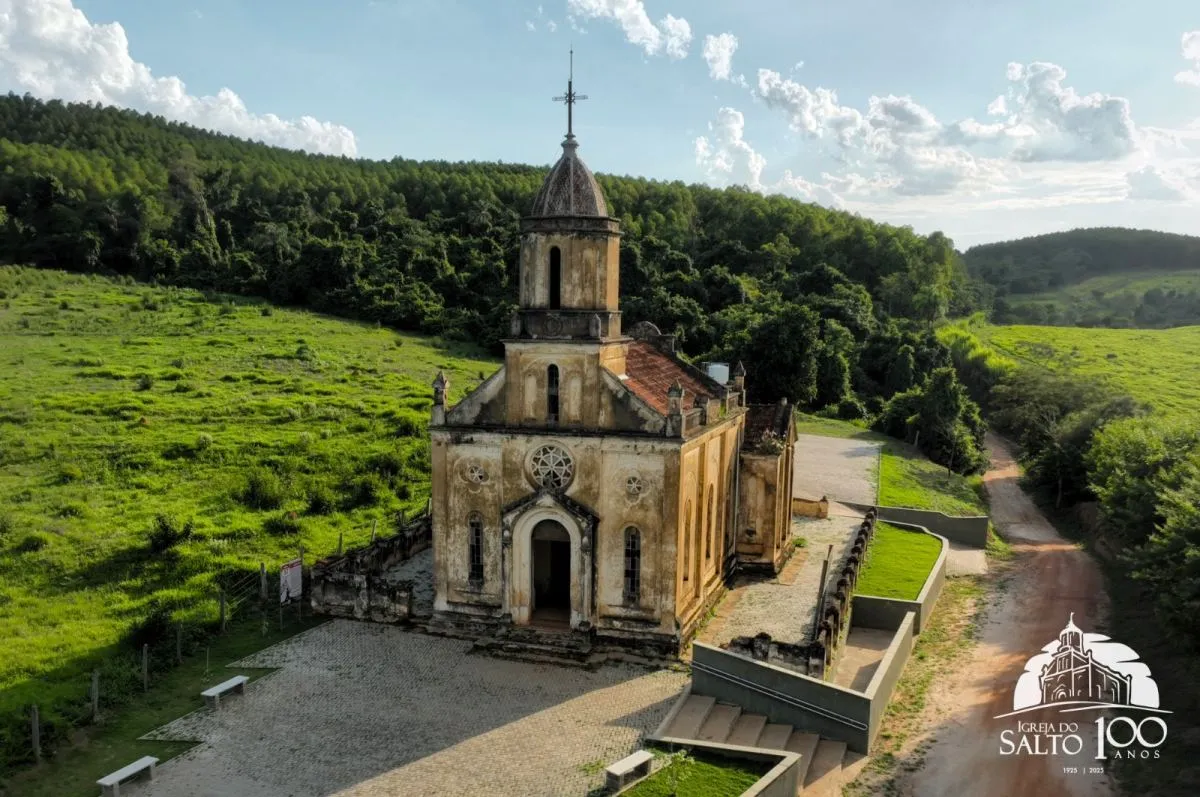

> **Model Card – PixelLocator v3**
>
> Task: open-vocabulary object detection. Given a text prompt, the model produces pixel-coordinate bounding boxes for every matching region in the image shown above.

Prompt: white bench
[201,674,249,709]
[605,749,654,791]
[97,755,158,796]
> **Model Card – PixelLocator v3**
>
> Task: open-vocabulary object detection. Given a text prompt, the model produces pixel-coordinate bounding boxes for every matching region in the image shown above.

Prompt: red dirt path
[900,434,1113,797]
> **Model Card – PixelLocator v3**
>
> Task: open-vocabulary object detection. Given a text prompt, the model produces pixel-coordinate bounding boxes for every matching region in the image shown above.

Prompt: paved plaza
[134,622,687,797]
[793,434,880,505]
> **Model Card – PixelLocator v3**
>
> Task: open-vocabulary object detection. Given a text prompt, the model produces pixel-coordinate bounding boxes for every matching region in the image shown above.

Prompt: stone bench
[201,674,249,709]
[605,749,653,791]
[97,755,158,796]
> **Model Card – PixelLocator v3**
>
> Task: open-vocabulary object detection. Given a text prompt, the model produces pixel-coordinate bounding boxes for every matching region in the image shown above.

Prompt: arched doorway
[531,519,572,626]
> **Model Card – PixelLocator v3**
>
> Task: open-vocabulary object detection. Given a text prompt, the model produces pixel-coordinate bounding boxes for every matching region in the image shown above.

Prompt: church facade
[427,115,796,656]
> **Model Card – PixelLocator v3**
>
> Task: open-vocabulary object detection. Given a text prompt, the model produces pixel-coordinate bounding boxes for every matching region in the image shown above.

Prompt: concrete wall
[691,643,873,754]
[839,502,988,548]
[852,524,948,635]
[792,496,829,518]
[864,612,915,748]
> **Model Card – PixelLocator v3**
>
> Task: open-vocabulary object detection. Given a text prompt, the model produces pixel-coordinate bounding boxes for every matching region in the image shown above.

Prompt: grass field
[1007,269,1200,307]
[624,752,768,797]
[972,324,1200,417]
[855,523,943,600]
[0,266,497,768]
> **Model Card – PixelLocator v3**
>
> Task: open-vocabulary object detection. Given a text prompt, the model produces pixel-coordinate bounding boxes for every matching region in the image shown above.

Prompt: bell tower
[512,49,622,342]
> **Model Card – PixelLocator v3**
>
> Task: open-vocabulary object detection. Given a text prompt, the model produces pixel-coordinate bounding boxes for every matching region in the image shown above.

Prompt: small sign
[280,558,302,604]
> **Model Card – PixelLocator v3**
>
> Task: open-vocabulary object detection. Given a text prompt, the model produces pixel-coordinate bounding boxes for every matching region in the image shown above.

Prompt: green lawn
[623,753,769,797]
[854,523,943,600]
[793,413,987,516]
[973,324,1200,418]
[0,266,498,771]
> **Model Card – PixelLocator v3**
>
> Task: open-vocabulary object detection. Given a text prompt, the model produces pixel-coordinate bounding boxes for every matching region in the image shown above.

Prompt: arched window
[549,246,562,309]
[706,488,715,560]
[623,527,641,604]
[468,513,484,586]
[547,365,560,424]
[683,500,692,582]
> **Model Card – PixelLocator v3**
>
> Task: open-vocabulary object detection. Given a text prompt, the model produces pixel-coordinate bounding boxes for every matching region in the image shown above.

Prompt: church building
[426,75,797,657]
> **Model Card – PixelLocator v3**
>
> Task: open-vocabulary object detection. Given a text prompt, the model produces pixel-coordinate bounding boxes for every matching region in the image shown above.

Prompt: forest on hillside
[0,92,990,472]
[964,227,1200,327]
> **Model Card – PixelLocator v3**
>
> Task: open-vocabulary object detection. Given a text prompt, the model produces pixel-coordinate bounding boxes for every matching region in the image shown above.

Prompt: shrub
[148,514,195,554]
[394,412,425,437]
[18,317,30,329]
[169,357,185,368]
[55,503,86,518]
[263,512,303,536]
[196,432,214,451]
[344,473,387,509]
[135,373,154,391]
[219,303,236,316]
[305,482,336,515]
[836,396,868,421]
[0,511,14,537]
[239,468,287,510]
[295,344,316,362]
[366,450,405,481]
[57,463,84,484]
[260,306,273,316]
[14,532,50,553]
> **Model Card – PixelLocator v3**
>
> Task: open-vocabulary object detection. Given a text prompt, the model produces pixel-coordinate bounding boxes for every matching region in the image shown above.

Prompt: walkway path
[135,622,687,797]
[794,434,880,505]
[899,434,1111,797]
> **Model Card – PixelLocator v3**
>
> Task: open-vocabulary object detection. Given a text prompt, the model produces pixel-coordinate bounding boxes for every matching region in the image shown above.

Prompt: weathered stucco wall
[520,231,620,311]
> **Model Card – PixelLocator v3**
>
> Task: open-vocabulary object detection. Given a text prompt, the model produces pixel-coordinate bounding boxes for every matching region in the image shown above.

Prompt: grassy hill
[969,323,1200,417]
[0,266,496,765]
[964,228,1200,327]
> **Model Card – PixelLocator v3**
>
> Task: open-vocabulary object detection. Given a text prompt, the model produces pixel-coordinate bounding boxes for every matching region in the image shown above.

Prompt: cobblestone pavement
[134,621,687,797]
[698,515,862,648]
[793,434,880,505]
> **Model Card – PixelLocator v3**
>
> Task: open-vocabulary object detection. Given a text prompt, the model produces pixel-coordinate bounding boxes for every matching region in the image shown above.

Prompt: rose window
[625,475,644,497]
[530,444,574,490]
[466,464,488,484]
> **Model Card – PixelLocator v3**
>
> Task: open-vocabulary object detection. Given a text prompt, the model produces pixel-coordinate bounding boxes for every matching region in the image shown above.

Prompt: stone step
[785,731,820,787]
[756,723,794,751]
[726,713,768,748]
[469,639,600,668]
[802,739,847,797]
[666,694,716,739]
[696,703,742,744]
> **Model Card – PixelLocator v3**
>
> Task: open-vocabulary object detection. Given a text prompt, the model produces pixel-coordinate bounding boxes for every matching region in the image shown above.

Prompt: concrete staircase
[664,694,869,796]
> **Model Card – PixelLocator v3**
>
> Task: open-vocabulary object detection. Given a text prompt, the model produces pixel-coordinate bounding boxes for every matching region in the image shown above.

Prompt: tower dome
[529,137,609,218]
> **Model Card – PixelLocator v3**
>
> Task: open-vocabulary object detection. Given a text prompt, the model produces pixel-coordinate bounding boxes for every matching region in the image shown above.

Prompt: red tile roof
[623,341,717,415]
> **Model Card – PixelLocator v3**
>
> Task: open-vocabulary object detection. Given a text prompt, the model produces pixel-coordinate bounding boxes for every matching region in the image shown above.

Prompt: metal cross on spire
[552,47,588,139]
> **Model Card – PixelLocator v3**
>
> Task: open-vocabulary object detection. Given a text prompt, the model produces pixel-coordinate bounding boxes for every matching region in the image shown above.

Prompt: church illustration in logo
[997,613,1169,718]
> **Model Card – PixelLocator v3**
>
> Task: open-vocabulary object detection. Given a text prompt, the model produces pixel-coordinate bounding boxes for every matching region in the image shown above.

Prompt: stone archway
[507,505,589,629]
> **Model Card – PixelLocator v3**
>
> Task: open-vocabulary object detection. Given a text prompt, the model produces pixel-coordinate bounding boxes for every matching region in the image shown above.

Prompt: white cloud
[566,0,691,59]
[986,95,1007,116]
[0,0,357,156]
[548,20,558,33]
[1175,31,1200,86]
[695,107,766,189]
[1126,164,1197,200]
[702,33,738,81]
[526,20,537,31]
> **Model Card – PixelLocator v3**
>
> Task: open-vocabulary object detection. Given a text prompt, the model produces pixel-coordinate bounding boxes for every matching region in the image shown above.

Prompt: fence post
[91,670,100,720]
[260,562,267,602]
[337,531,343,555]
[142,644,149,692]
[370,519,377,543]
[31,704,40,764]
[219,588,227,632]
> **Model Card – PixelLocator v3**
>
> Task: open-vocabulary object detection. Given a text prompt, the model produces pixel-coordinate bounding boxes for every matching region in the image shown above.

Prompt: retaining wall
[630,737,801,797]
[839,502,988,548]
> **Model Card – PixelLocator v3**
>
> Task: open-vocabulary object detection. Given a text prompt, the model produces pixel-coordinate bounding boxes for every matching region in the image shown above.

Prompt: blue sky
[6,0,1200,246]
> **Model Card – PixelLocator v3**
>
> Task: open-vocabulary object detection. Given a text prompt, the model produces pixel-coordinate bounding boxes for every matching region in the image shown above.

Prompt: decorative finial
[552,48,588,140]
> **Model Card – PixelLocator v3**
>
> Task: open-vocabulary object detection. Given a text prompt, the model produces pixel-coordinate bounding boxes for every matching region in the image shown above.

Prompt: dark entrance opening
[531,519,571,626]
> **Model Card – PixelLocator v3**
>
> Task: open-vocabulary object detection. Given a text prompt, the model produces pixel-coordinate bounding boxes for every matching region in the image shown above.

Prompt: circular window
[625,475,644,497]
[530,444,574,490]
[466,464,488,484]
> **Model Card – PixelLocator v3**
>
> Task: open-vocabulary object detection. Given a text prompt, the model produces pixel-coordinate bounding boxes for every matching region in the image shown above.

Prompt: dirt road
[901,434,1112,797]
